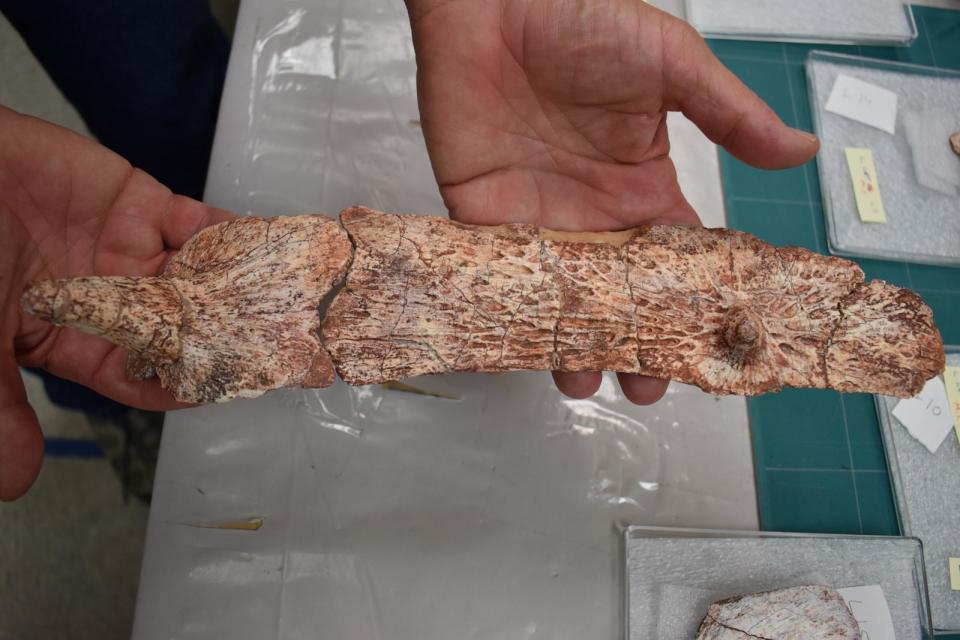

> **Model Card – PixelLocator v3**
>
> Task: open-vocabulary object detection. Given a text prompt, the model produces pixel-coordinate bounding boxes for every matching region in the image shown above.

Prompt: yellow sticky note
[943,367,960,445]
[845,148,886,223]
[950,557,960,591]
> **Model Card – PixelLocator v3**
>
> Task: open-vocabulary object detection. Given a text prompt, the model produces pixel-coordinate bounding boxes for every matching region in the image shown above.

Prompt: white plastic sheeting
[133,1,754,638]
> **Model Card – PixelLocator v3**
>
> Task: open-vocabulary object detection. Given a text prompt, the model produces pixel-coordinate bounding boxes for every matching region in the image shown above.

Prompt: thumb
[662,21,819,169]
[0,357,44,501]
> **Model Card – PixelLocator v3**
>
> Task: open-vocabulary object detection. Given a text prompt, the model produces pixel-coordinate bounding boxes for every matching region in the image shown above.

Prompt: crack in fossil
[539,239,563,370]
[823,282,861,391]
[497,277,542,367]
[773,248,810,323]
[702,613,777,640]
[380,278,410,380]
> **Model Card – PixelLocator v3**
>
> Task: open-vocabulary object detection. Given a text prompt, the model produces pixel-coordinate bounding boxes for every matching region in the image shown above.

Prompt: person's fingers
[552,370,602,399]
[21,329,190,412]
[161,195,236,250]
[0,356,44,501]
[616,372,668,405]
[641,190,702,228]
[661,19,818,170]
[95,173,236,274]
[85,345,192,411]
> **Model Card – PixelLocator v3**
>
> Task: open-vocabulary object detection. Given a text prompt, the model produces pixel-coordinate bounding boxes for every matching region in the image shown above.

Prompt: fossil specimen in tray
[696,585,860,639]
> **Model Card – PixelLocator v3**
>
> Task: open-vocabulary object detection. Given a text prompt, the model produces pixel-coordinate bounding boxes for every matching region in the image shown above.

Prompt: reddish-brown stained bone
[322,207,943,397]
[826,280,943,395]
[24,215,353,403]
[22,277,183,364]
[22,207,944,403]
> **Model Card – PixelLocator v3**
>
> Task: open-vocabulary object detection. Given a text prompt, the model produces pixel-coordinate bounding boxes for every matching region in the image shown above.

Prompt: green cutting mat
[710,6,960,542]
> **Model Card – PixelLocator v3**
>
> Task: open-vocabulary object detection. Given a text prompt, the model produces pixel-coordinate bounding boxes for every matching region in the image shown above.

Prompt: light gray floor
[1,428,149,640]
[0,11,148,639]
[0,2,238,638]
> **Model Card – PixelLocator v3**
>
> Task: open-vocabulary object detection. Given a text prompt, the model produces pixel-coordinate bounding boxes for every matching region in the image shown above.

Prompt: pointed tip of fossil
[20,276,185,370]
[20,280,60,321]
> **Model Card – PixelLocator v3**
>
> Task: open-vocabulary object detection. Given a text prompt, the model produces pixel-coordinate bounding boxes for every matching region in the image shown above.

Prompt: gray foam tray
[807,51,960,266]
[686,0,916,45]
[624,527,931,639]
[877,350,960,633]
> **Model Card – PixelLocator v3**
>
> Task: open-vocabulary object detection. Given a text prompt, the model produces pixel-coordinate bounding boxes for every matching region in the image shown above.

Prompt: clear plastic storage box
[685,0,916,46]
[624,526,933,639]
[876,349,960,634]
[806,51,960,266]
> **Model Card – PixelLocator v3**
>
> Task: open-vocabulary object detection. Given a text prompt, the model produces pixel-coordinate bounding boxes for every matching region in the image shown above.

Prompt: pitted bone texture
[695,585,860,639]
[23,207,944,403]
[155,215,352,402]
[322,207,943,397]
[22,277,183,363]
[24,215,353,403]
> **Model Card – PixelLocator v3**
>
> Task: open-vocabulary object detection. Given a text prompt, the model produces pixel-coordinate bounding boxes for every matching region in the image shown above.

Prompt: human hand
[0,107,234,500]
[406,0,819,404]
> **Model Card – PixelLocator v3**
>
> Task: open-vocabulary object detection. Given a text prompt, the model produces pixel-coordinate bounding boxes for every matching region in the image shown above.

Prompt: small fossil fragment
[695,585,860,639]
[951,132,960,156]
[22,207,945,403]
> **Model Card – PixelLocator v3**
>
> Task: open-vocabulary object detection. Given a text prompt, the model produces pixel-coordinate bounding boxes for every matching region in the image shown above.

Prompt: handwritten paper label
[845,148,887,223]
[837,585,895,640]
[943,366,960,445]
[825,74,898,134]
[950,558,960,591]
[893,376,954,453]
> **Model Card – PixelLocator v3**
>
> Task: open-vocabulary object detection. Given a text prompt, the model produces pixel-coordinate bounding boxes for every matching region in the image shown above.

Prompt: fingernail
[795,129,819,145]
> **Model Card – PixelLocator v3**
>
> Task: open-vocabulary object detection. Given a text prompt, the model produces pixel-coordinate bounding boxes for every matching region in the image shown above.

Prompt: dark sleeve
[1,0,230,199]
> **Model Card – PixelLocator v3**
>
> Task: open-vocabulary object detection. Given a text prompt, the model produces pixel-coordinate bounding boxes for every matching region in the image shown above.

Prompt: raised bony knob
[721,306,763,366]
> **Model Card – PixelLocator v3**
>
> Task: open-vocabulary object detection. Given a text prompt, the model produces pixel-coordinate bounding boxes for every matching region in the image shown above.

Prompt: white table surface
[131,1,757,638]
